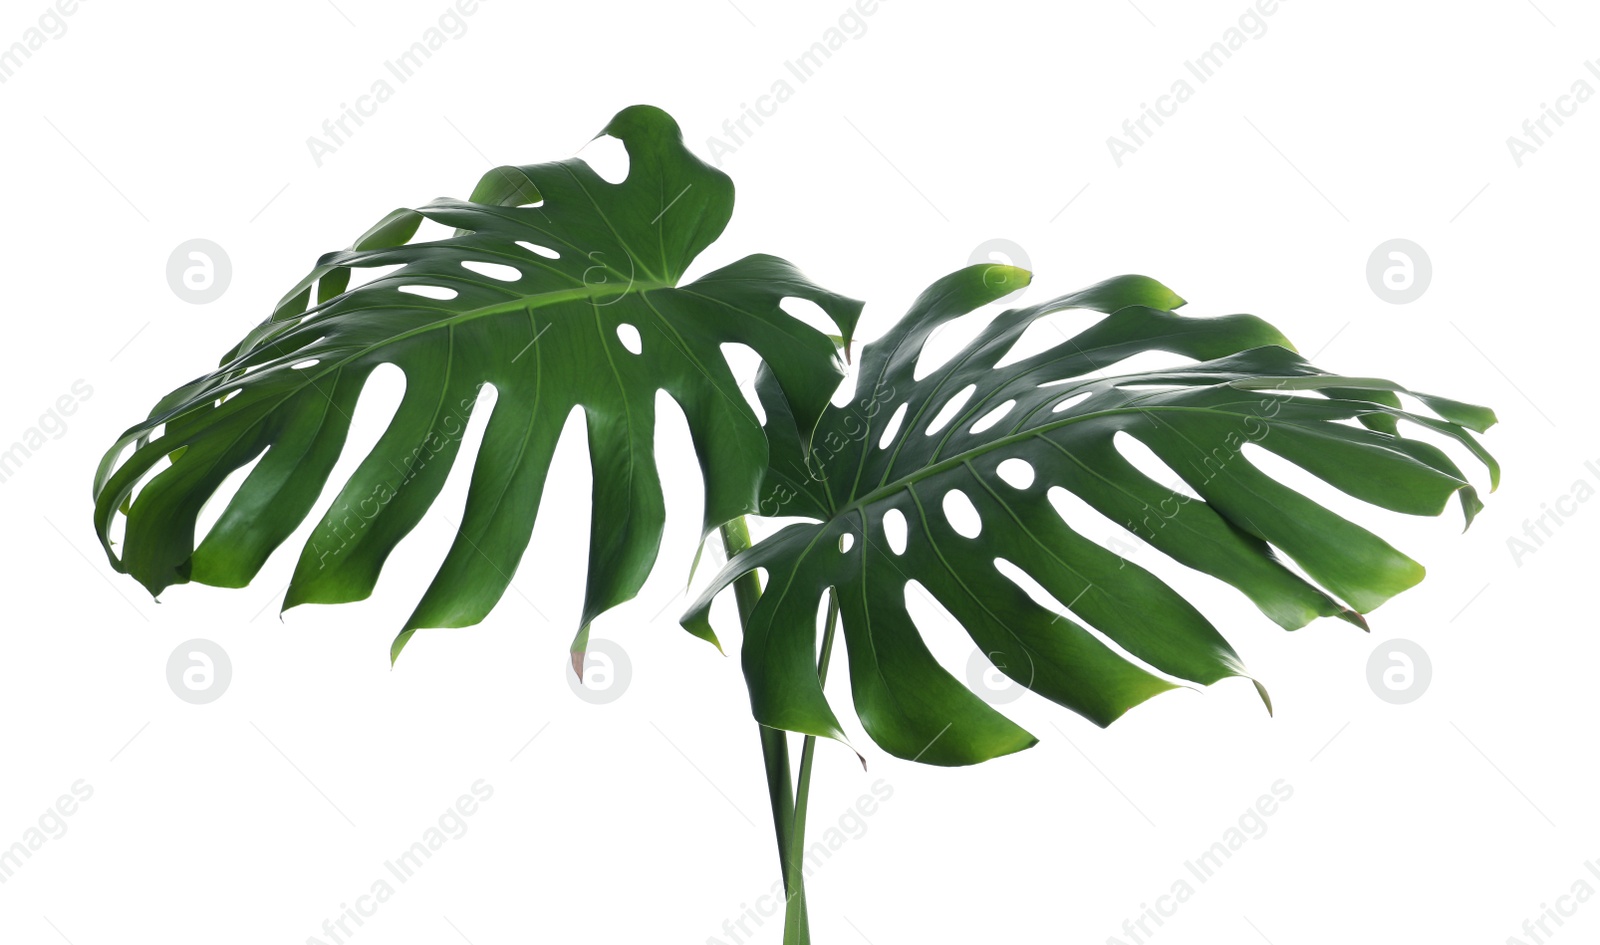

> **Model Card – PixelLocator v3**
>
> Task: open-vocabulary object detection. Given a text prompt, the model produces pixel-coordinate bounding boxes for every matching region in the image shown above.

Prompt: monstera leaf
[684,264,1498,766]
[92,105,860,660]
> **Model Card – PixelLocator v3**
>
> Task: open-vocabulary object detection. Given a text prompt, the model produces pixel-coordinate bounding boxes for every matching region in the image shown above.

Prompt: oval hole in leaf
[397,285,458,301]
[943,489,982,538]
[516,241,561,259]
[925,384,976,436]
[877,403,908,449]
[839,533,855,553]
[290,359,320,371]
[882,508,908,555]
[996,458,1035,489]
[970,399,1014,434]
[1052,390,1093,413]
[461,260,522,282]
[617,323,643,355]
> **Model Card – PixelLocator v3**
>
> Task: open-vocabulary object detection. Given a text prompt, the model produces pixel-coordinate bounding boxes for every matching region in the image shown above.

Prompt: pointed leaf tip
[1253,678,1274,717]
[390,628,416,666]
[570,623,592,682]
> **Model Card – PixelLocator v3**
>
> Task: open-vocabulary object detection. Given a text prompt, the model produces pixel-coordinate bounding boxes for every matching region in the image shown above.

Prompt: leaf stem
[719,517,810,944]
[787,589,839,941]
[792,589,839,847]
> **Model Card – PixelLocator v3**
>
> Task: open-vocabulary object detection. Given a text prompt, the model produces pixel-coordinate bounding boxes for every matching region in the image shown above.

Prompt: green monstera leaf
[684,264,1498,766]
[92,105,860,661]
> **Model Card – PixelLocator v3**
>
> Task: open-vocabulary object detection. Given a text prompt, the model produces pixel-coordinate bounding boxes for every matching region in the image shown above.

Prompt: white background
[0,1,1594,943]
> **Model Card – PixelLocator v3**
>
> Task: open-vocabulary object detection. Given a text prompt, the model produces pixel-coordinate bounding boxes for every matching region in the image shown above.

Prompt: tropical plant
[92,106,1497,943]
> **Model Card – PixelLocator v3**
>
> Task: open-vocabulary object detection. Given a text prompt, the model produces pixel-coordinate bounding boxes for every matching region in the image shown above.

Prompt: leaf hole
[996,458,1035,489]
[1051,390,1094,413]
[516,241,561,259]
[397,285,458,301]
[970,399,1014,434]
[942,489,982,538]
[460,260,522,282]
[877,403,908,449]
[882,508,908,555]
[925,384,976,436]
[616,323,642,355]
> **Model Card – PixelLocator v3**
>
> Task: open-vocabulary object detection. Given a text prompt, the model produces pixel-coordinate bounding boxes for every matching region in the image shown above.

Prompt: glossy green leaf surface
[684,265,1497,766]
[92,106,860,659]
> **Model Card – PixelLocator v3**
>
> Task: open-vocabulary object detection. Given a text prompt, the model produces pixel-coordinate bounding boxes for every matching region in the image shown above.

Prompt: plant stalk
[786,590,839,942]
[719,518,810,943]
[720,519,842,944]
